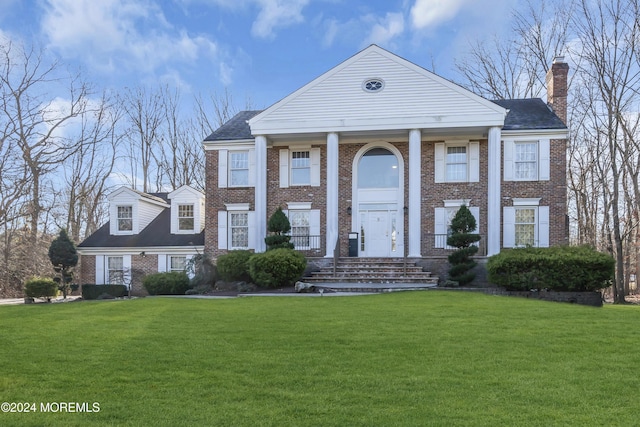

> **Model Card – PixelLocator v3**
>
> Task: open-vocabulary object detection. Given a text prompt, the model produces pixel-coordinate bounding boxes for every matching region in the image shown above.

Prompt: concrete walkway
[0,296,82,306]
[1,283,438,305]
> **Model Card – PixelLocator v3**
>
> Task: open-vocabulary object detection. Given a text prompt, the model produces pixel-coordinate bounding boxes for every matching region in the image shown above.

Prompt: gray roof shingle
[492,98,567,130]
[78,208,204,249]
[203,110,263,141]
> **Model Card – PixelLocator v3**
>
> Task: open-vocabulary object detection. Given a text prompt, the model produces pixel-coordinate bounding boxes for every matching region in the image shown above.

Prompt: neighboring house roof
[492,98,567,130]
[204,110,263,141]
[78,207,204,249]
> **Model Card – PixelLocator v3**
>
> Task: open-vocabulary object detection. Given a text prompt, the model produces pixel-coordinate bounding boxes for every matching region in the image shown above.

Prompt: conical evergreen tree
[446,205,481,286]
[264,207,294,250]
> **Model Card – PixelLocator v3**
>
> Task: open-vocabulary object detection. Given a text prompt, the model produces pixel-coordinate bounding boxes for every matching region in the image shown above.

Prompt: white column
[254,135,267,253]
[408,129,422,257]
[326,132,339,257]
[487,126,501,256]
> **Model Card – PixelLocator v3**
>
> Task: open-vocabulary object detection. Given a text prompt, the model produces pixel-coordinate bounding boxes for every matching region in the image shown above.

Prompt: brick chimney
[546,56,569,125]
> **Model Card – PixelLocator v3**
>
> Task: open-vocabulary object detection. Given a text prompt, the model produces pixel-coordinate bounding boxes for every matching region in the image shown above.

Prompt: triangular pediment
[249,45,505,135]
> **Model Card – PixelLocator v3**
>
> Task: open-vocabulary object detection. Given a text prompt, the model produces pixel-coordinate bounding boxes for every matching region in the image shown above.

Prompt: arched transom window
[357,148,399,188]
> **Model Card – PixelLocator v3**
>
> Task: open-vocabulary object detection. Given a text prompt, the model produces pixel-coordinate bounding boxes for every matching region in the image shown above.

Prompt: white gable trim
[248,45,506,135]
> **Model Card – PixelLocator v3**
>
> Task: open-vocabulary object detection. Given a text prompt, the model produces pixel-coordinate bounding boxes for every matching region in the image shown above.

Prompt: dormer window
[178,204,195,231]
[117,206,133,231]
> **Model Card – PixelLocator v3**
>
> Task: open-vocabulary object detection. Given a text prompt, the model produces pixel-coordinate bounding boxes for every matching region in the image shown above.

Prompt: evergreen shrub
[248,248,306,288]
[81,284,128,300]
[24,277,58,300]
[265,207,294,250]
[143,272,190,295]
[446,205,481,286]
[487,246,614,291]
[216,250,253,282]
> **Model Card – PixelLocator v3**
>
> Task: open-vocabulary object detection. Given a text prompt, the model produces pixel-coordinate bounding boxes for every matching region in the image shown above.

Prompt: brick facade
[202,50,569,262]
[78,253,161,296]
[205,135,567,258]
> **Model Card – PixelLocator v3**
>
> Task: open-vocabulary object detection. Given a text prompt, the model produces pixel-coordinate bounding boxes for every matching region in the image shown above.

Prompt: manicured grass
[1,292,639,426]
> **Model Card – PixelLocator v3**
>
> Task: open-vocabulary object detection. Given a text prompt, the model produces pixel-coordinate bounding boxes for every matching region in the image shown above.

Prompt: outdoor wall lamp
[403,206,408,215]
[140,251,146,258]
[347,206,352,215]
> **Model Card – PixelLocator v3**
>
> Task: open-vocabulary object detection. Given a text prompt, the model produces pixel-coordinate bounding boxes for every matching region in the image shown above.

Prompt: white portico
[247,44,505,258]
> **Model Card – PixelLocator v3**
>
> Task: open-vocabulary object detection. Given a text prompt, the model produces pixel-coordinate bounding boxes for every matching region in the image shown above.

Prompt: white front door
[361,210,395,257]
[368,211,390,257]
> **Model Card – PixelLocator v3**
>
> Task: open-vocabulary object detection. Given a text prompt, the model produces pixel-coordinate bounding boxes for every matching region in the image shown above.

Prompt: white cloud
[410,0,467,29]
[251,0,310,39]
[40,0,218,75]
[365,12,404,46]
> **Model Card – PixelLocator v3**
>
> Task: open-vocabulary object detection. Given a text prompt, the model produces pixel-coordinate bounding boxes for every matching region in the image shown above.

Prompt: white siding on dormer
[250,47,506,134]
[138,202,165,233]
[107,187,168,235]
[168,186,205,234]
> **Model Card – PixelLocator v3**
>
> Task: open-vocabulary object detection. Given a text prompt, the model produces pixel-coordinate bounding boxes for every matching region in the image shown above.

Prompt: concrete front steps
[303,257,439,292]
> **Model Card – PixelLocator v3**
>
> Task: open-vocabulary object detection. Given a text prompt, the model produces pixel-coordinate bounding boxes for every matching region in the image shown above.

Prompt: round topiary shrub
[216,250,253,282]
[247,248,307,288]
[143,272,190,295]
[24,277,58,300]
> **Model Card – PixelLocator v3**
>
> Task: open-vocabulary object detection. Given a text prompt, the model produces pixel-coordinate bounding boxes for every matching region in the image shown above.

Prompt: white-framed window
[218,204,255,250]
[446,146,467,181]
[434,141,479,183]
[229,151,249,186]
[284,203,321,250]
[291,151,311,185]
[514,207,536,246]
[504,139,550,181]
[514,142,538,180]
[218,149,255,188]
[169,256,187,272]
[434,200,480,249]
[279,148,320,188]
[230,212,249,249]
[178,204,194,231]
[289,210,310,248]
[117,206,133,231]
[503,199,549,248]
[107,256,124,284]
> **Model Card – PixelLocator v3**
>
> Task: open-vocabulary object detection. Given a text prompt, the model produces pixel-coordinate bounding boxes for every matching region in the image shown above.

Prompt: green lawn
[1,292,639,426]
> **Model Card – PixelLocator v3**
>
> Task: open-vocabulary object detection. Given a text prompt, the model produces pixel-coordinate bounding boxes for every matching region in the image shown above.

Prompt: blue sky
[0,0,519,111]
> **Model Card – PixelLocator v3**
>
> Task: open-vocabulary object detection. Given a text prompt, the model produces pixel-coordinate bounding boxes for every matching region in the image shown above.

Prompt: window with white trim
[514,142,537,180]
[169,256,187,272]
[230,212,249,249]
[291,151,311,185]
[107,256,124,284]
[289,210,310,248]
[504,139,550,181]
[514,207,536,246]
[117,206,133,231]
[229,151,249,186]
[446,146,467,181]
[435,141,479,183]
[503,199,549,248]
[178,204,194,231]
[279,148,320,188]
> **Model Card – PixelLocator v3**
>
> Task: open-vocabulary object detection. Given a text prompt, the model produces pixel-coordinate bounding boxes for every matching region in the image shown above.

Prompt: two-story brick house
[203,44,568,274]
